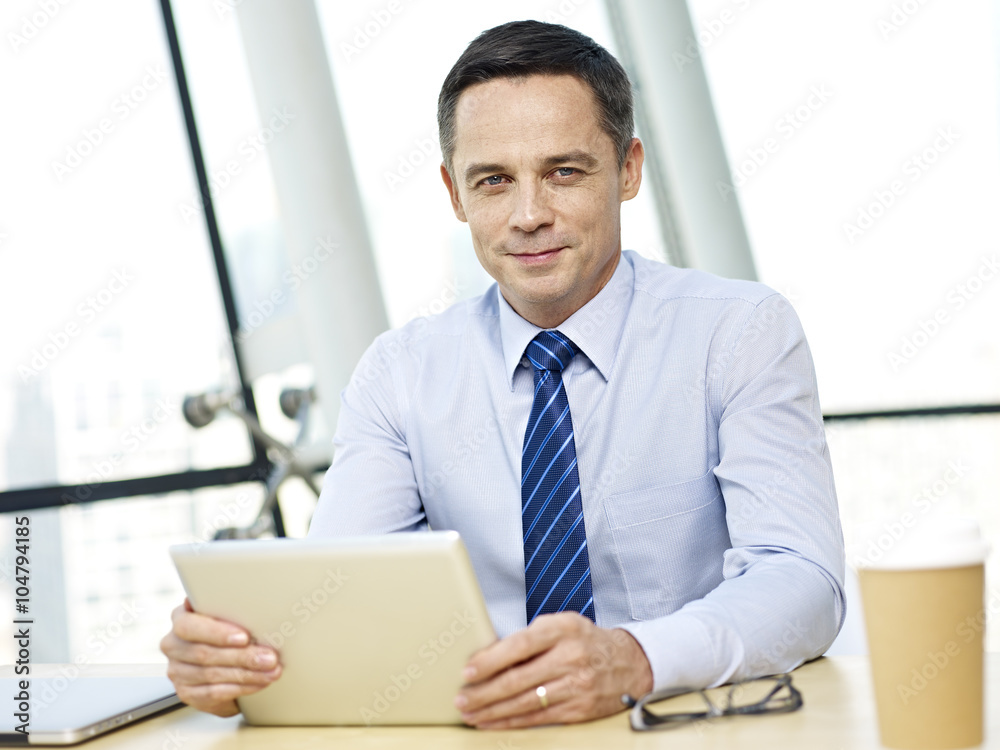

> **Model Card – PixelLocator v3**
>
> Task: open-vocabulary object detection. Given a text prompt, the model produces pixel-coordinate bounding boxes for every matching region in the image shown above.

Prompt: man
[162,20,845,729]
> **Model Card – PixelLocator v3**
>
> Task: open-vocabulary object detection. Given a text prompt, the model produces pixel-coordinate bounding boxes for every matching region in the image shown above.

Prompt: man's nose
[508,182,554,233]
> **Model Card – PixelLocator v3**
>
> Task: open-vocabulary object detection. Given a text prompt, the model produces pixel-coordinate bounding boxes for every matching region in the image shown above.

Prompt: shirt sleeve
[620,293,847,690]
[308,330,427,538]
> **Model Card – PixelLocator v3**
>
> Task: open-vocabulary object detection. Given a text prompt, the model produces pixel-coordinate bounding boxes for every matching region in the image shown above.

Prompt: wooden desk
[13,656,998,748]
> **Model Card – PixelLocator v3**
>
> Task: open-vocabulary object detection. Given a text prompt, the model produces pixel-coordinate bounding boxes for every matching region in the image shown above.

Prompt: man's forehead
[450,73,609,167]
[454,73,595,121]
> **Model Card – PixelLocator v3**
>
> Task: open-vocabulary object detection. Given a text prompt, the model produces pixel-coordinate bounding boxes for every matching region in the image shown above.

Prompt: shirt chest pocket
[604,470,730,621]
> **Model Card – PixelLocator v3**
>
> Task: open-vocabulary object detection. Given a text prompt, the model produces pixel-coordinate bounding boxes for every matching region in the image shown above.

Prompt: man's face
[441,74,643,329]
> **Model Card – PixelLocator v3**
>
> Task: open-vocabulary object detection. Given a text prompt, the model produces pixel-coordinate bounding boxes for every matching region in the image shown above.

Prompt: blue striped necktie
[521,330,595,624]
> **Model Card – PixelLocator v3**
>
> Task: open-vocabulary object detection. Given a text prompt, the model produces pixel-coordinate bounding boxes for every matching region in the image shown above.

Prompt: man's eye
[483,175,505,186]
[555,167,577,177]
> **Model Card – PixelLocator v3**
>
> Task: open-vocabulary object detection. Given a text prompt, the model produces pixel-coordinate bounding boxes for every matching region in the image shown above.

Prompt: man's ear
[440,163,468,222]
[620,137,644,202]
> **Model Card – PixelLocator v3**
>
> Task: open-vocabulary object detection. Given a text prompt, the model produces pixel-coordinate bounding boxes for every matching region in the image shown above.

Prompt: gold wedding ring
[536,685,549,710]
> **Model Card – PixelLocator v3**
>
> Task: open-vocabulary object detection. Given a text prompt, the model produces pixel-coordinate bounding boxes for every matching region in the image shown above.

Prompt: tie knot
[525,330,577,373]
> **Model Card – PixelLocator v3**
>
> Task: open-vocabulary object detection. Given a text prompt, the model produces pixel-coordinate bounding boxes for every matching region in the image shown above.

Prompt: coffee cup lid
[851,514,990,570]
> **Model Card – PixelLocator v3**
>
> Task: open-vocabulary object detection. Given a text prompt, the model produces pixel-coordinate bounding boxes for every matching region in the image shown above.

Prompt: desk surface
[10,656,998,749]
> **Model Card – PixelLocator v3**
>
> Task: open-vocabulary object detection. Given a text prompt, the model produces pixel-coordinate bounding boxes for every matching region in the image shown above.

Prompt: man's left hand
[455,612,654,729]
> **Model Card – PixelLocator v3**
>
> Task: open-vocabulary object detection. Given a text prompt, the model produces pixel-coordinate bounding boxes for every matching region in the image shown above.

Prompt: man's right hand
[159,598,282,717]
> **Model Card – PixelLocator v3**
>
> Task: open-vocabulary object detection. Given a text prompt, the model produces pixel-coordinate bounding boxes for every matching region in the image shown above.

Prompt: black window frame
[0,0,287,534]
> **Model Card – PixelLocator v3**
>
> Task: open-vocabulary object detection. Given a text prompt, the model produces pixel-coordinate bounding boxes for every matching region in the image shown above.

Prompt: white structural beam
[235,1,389,441]
[606,0,758,280]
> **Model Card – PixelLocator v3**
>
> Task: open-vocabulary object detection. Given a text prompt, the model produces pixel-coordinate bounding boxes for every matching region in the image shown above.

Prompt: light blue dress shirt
[309,250,846,691]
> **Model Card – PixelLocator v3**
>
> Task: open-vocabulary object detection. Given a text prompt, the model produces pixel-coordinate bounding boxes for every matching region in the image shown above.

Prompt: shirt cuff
[619,611,740,692]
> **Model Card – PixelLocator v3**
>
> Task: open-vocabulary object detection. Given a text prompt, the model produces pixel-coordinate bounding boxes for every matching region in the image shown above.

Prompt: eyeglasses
[622,674,803,732]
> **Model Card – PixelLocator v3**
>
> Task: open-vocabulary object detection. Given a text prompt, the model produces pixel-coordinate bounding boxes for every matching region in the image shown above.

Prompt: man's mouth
[510,247,565,265]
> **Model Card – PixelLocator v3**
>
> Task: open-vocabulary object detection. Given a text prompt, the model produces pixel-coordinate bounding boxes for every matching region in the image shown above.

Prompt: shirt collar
[498,252,635,390]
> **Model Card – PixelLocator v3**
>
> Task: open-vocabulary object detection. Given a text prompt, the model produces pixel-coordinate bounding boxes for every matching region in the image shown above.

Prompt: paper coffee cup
[855,515,990,750]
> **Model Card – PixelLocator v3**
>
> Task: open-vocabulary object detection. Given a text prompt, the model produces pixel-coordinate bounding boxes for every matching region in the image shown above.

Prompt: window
[0,0,264,662]
[689,0,1000,412]
[0,0,253,493]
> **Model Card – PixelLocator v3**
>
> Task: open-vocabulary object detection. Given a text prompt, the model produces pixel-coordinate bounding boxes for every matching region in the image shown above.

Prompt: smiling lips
[511,247,565,265]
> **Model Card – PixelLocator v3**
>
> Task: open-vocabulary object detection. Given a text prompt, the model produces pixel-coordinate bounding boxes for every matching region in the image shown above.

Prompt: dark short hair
[437,20,634,174]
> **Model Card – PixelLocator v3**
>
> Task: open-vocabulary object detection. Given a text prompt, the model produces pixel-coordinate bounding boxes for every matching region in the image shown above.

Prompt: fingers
[161,600,282,716]
[162,637,281,716]
[162,606,276,671]
[457,617,652,728]
[168,659,279,688]
[463,612,584,685]
[457,648,557,713]
[168,681,266,718]
[461,674,580,728]
[457,613,593,721]
[160,629,278,671]
[171,603,251,648]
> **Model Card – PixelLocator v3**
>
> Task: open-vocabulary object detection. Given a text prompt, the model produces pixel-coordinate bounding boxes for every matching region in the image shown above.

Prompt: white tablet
[169,531,497,726]
[0,676,180,745]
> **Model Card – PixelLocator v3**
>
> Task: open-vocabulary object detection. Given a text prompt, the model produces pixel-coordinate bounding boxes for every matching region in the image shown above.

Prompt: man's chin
[498,278,580,323]
[505,279,570,305]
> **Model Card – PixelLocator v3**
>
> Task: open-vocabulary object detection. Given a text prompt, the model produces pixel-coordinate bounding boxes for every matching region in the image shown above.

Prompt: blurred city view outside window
[0,0,260,662]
